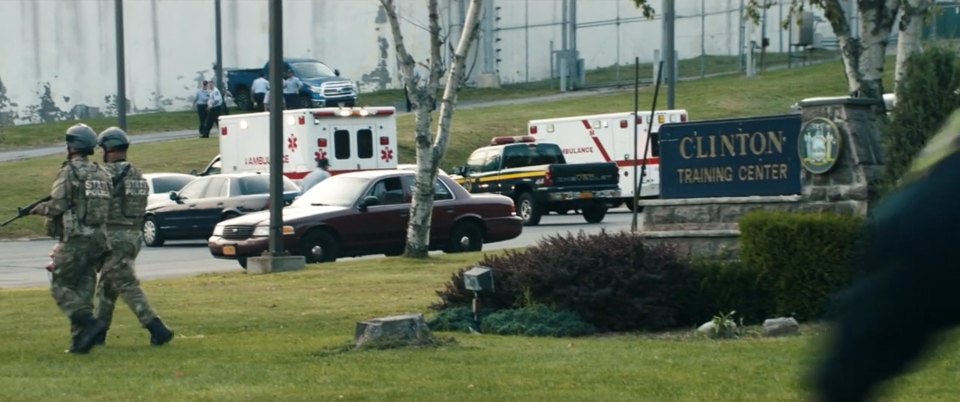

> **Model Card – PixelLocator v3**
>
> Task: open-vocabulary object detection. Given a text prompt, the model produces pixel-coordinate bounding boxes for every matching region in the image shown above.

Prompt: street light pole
[664,0,675,109]
[268,0,284,255]
[115,0,127,130]
[214,0,224,104]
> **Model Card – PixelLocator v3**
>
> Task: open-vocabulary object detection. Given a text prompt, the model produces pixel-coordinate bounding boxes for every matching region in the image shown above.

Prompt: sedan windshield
[292,176,369,207]
[290,62,336,79]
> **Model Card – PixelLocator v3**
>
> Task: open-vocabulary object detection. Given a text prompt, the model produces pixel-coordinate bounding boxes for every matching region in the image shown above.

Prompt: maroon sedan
[208,170,523,267]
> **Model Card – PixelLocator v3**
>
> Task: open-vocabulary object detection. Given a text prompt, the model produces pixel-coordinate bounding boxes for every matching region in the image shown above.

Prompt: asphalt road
[0,208,641,289]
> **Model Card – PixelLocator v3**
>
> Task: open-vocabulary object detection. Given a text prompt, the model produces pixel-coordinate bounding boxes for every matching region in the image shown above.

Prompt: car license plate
[580,192,593,199]
[223,245,236,256]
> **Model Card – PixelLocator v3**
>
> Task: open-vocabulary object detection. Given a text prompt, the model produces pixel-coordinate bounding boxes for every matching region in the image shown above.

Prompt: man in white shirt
[282,70,304,110]
[251,74,270,111]
[202,81,224,138]
[300,158,331,193]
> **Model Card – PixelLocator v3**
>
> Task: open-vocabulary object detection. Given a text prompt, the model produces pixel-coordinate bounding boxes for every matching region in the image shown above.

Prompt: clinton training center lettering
[658,114,801,199]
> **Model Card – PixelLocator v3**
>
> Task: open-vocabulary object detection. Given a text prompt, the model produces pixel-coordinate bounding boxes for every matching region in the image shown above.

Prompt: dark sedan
[208,170,523,267]
[144,172,300,247]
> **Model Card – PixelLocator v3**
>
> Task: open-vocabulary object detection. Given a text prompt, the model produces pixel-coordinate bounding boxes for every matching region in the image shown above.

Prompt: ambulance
[216,106,399,181]
[526,109,688,209]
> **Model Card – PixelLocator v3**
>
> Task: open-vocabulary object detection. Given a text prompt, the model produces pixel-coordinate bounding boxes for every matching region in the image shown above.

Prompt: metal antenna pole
[631,57,640,233]
[636,60,665,232]
[115,0,126,130]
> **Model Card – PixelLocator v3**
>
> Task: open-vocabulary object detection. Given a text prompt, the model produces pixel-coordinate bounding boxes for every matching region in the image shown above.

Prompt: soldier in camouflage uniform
[815,110,960,401]
[93,127,174,346]
[29,124,113,354]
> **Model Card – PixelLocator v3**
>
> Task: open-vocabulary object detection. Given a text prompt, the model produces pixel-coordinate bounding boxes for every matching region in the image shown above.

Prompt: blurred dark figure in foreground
[815,110,960,401]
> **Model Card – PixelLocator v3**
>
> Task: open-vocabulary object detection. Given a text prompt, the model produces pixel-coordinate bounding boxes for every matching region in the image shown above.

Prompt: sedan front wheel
[142,216,165,247]
[301,230,339,263]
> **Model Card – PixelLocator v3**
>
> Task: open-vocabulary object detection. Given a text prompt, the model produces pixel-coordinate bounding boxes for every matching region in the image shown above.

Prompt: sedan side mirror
[334,69,341,77]
[358,196,380,212]
[169,191,183,203]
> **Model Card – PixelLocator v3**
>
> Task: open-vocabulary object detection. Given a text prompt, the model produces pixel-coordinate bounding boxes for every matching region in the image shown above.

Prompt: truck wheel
[517,193,542,226]
[299,94,312,110]
[142,216,165,247]
[582,204,608,223]
[234,88,253,111]
[301,230,338,263]
[445,222,483,253]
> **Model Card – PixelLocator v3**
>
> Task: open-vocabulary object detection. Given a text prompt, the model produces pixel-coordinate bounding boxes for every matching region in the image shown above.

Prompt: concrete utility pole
[215,0,224,103]
[115,0,127,130]
[664,0,676,108]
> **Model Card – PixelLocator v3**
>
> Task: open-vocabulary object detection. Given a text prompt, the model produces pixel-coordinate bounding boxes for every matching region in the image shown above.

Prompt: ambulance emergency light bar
[489,135,537,146]
[312,106,395,119]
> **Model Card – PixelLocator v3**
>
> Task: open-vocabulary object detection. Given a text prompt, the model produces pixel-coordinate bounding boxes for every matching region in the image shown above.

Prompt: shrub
[479,305,596,337]
[740,211,863,320]
[432,230,696,332]
[683,259,774,326]
[427,307,480,333]
[883,45,960,188]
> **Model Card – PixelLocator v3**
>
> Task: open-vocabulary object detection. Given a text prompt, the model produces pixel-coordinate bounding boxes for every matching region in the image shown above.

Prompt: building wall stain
[359,35,393,92]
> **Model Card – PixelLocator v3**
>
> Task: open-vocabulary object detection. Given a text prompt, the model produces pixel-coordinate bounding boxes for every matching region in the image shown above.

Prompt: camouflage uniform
[31,155,112,349]
[815,110,960,401]
[92,126,173,346]
[95,161,159,327]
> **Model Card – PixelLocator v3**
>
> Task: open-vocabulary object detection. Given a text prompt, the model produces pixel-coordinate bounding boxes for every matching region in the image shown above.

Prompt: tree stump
[354,313,432,349]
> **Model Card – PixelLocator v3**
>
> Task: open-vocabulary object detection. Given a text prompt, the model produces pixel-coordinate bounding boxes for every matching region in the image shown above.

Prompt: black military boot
[68,315,108,354]
[94,329,108,346]
[145,318,174,346]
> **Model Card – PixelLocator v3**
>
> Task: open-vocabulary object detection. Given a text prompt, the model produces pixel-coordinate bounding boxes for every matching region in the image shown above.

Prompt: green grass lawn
[2,254,958,401]
[0,59,894,239]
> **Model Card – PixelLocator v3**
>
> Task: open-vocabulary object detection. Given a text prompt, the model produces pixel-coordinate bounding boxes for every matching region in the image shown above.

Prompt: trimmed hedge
[683,259,773,326]
[740,211,863,320]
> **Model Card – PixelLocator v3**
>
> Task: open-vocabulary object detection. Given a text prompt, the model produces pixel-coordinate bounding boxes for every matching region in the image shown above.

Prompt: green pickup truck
[451,136,620,226]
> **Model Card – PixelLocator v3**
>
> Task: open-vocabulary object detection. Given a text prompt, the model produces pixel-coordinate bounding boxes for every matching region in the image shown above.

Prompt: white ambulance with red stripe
[216,107,399,181]
[527,109,688,209]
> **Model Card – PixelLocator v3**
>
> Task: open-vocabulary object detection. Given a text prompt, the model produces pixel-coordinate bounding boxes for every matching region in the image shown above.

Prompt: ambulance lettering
[563,146,594,154]
[244,155,291,165]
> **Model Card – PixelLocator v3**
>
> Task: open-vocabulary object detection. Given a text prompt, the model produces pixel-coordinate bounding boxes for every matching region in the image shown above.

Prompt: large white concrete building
[0,0,816,125]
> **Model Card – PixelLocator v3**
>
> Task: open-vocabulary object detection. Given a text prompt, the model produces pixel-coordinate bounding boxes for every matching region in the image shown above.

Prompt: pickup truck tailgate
[549,162,619,190]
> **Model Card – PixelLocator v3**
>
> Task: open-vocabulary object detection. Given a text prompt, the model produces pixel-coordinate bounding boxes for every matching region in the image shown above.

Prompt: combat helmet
[98,126,130,151]
[65,124,98,155]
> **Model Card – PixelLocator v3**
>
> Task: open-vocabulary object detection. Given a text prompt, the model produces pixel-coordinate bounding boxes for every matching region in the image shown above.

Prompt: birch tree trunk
[809,0,900,100]
[381,0,483,258]
[894,0,929,94]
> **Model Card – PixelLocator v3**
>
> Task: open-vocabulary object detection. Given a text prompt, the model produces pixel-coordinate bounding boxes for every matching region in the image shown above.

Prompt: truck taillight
[620,119,628,128]
[380,136,389,145]
[298,116,305,125]
[681,113,688,122]
[317,138,327,147]
[636,116,643,125]
[221,127,228,136]
[544,169,553,187]
[529,125,537,134]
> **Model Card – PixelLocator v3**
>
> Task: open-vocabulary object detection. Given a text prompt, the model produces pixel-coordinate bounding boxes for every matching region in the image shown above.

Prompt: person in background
[814,110,960,402]
[282,70,303,110]
[92,127,174,347]
[194,81,211,137]
[203,81,224,138]
[251,73,270,111]
[300,158,331,193]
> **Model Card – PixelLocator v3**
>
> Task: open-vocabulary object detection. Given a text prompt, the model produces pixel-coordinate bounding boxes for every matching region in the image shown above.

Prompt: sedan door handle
[445,207,455,213]
[217,203,224,207]
[399,213,409,218]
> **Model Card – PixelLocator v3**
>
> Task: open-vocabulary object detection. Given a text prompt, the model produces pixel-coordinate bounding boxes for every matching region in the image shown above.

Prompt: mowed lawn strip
[2,254,959,401]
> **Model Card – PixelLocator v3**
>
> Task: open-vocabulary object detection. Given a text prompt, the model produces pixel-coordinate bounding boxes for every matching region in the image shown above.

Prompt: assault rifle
[0,195,52,228]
